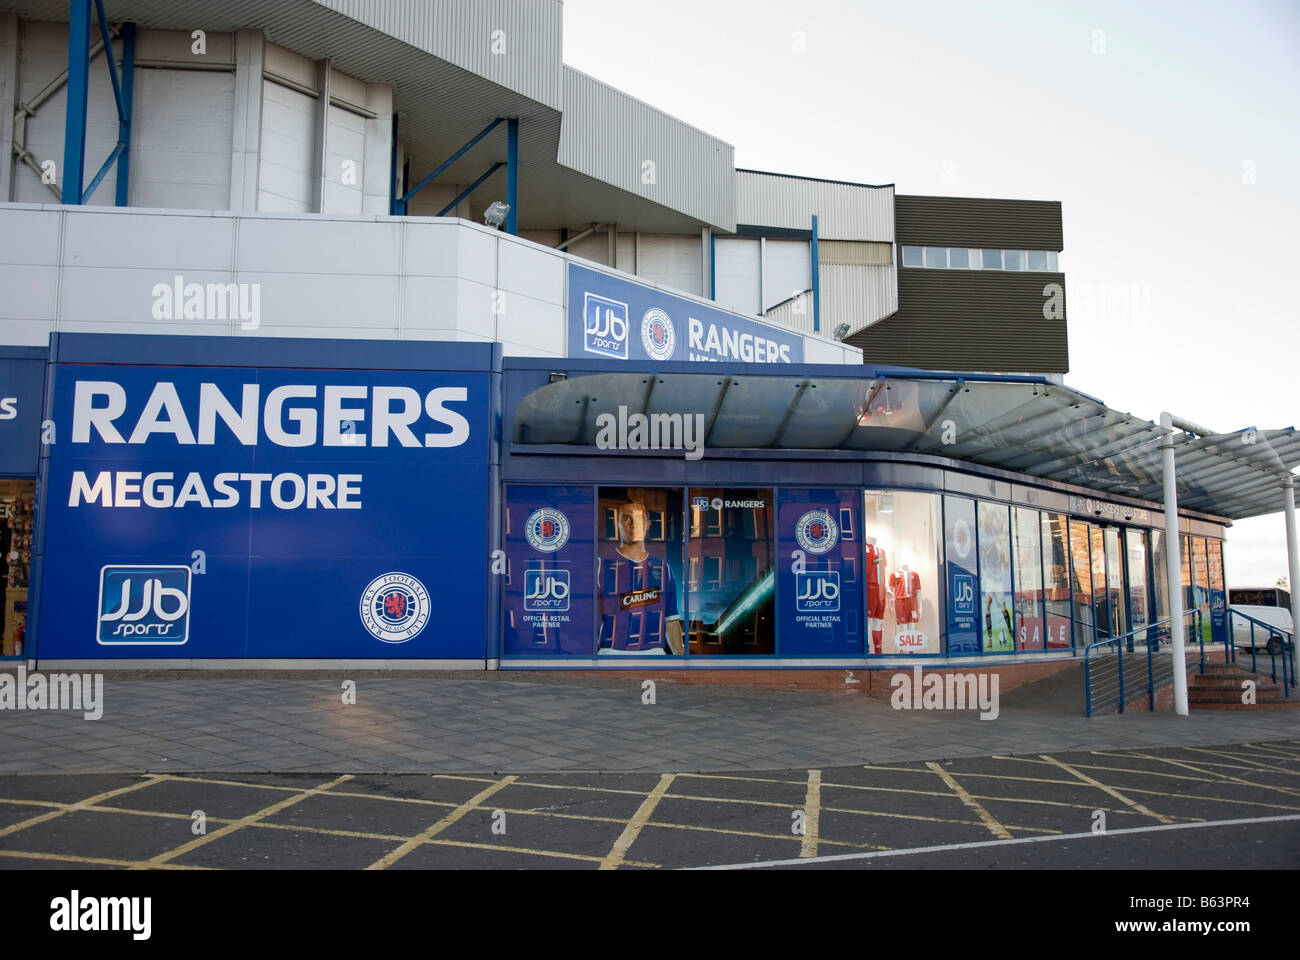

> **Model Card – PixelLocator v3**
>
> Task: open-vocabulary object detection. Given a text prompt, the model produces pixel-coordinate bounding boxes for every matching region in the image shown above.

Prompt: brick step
[1189,698,1300,711]
[1189,677,1283,694]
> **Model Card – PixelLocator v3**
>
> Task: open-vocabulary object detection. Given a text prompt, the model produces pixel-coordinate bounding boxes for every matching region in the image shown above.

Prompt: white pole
[1161,413,1189,716]
[1284,476,1300,680]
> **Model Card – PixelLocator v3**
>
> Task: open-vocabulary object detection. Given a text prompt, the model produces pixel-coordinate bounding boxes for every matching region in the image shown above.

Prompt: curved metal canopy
[512,369,1300,521]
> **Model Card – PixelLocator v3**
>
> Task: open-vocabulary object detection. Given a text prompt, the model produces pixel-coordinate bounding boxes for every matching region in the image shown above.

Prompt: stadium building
[0,0,1296,674]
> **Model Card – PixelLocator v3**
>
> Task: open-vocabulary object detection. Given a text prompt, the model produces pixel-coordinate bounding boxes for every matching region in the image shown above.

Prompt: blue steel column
[709,231,716,299]
[62,0,93,204]
[506,117,518,235]
[113,22,135,206]
[388,112,398,215]
[810,214,821,333]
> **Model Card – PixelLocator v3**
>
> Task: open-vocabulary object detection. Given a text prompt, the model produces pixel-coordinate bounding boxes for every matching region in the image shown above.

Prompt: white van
[1228,587,1293,654]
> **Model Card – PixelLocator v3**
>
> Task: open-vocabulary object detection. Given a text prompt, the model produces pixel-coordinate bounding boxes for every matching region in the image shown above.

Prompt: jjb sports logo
[583,292,629,359]
[796,571,840,612]
[525,508,570,552]
[641,308,676,361]
[359,572,430,643]
[524,569,570,611]
[795,510,839,554]
[97,565,191,645]
[953,573,975,616]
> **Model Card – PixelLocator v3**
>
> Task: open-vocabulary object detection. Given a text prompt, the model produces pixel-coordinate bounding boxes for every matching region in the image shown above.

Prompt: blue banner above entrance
[567,263,804,364]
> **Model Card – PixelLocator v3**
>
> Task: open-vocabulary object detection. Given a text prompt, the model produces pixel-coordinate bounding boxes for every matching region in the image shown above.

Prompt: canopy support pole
[1285,476,1300,680]
[1161,412,1190,716]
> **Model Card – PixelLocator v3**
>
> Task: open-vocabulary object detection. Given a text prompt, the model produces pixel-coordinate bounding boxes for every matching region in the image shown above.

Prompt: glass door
[1125,529,1150,647]
[1103,526,1125,641]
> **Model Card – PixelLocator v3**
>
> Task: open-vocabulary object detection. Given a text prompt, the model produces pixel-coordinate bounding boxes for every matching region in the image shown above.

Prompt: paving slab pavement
[1,670,1298,774]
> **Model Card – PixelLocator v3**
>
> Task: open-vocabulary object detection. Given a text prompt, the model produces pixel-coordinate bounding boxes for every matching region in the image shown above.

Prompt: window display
[777,489,863,656]
[502,485,595,656]
[978,502,1014,652]
[1191,537,1211,643]
[597,488,685,655]
[1041,513,1073,649]
[1069,520,1095,646]
[1150,529,1169,640]
[1208,539,1226,644]
[1126,529,1150,642]
[943,496,979,654]
[1,480,35,657]
[687,489,775,655]
[1012,507,1045,650]
[864,491,943,655]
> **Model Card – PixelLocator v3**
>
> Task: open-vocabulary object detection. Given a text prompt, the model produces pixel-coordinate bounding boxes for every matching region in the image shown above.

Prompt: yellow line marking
[1038,755,1174,824]
[0,775,165,842]
[0,849,211,869]
[599,774,675,871]
[679,772,809,786]
[422,837,658,868]
[131,775,353,870]
[1122,752,1300,800]
[965,794,1203,821]
[1244,741,1300,759]
[365,775,517,870]
[801,770,821,857]
[925,762,1012,839]
[1183,747,1300,775]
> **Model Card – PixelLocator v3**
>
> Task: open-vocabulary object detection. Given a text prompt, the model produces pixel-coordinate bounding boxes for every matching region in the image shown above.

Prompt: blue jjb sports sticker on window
[97,565,192,645]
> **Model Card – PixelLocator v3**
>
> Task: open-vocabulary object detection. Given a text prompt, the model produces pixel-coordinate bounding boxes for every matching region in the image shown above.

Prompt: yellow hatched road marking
[801,770,821,857]
[1121,752,1300,800]
[1182,746,1300,776]
[1038,755,1174,824]
[599,773,674,871]
[130,775,353,870]
[1243,742,1300,759]
[925,762,1012,839]
[365,775,517,870]
[0,849,211,869]
[0,775,165,842]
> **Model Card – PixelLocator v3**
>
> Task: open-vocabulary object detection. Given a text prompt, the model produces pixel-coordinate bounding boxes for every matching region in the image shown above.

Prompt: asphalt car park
[0,740,1296,870]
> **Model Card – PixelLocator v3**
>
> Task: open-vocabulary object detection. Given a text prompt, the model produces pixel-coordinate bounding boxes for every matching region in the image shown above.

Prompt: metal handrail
[1084,610,1202,717]
[1227,608,1294,697]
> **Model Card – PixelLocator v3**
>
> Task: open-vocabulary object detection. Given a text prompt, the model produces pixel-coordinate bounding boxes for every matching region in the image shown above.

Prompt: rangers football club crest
[640,308,676,361]
[525,507,570,552]
[953,518,972,559]
[795,509,839,554]
[359,572,431,643]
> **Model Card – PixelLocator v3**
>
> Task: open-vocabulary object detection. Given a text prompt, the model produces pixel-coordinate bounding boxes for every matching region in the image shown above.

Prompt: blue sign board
[944,495,980,655]
[567,263,804,364]
[0,349,47,475]
[776,489,863,656]
[35,359,491,660]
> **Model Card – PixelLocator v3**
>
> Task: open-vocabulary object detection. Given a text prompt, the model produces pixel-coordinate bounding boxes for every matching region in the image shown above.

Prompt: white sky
[563,0,1300,588]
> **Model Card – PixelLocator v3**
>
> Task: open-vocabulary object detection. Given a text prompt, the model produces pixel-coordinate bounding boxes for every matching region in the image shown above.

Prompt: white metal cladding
[763,238,811,312]
[0,205,862,364]
[311,0,564,111]
[736,169,895,242]
[557,67,737,232]
[763,292,815,334]
[819,263,898,335]
[713,237,760,317]
[258,79,315,212]
[634,233,703,298]
[129,68,234,211]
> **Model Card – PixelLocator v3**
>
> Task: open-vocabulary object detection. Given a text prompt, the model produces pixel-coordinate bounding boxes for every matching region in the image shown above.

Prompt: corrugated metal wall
[896,195,1064,250]
[557,67,736,232]
[635,233,703,297]
[258,79,315,212]
[311,0,565,111]
[736,170,894,241]
[129,69,234,210]
[713,237,760,316]
[820,263,897,335]
[847,269,1068,373]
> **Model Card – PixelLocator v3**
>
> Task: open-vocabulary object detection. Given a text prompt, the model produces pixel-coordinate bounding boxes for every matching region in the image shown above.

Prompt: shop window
[944,496,979,654]
[1027,250,1048,271]
[687,489,774,655]
[864,490,944,655]
[1207,539,1227,644]
[1191,537,1210,643]
[1069,519,1095,645]
[1126,529,1150,642]
[1150,529,1170,635]
[978,502,1015,652]
[1041,513,1073,649]
[1,480,35,657]
[1012,507,1045,650]
[778,489,863,657]
[598,488,685,656]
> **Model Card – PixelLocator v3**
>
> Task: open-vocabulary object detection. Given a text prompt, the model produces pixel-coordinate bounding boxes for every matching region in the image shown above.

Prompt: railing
[1228,608,1295,698]
[1084,610,1203,717]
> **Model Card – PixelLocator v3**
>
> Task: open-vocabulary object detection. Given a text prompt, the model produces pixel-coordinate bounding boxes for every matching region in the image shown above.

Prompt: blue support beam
[709,231,716,299]
[399,117,503,214]
[113,21,135,206]
[436,162,505,217]
[506,117,518,235]
[388,112,399,216]
[811,213,821,333]
[62,0,92,204]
